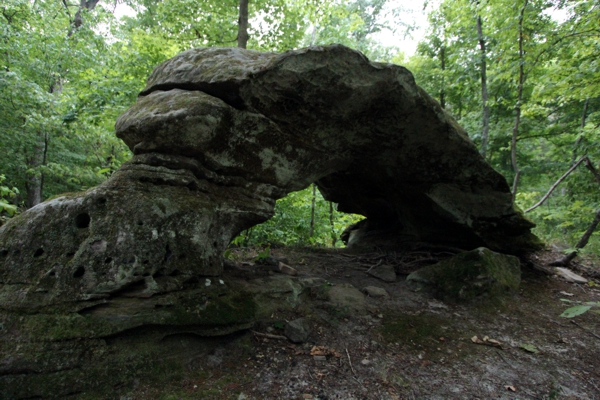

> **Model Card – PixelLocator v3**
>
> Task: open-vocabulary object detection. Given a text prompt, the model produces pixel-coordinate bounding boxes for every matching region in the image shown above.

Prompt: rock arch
[0,45,540,306]
[0,45,543,398]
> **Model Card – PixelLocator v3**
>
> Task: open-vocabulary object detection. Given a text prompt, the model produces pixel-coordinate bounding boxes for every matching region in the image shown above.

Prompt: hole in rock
[0,249,8,257]
[163,244,172,263]
[74,213,91,229]
[153,268,166,278]
[66,252,76,259]
[109,279,146,297]
[137,221,144,226]
[73,266,85,278]
[97,197,107,205]
[169,269,181,277]
[104,257,113,264]
[49,271,56,277]
[186,181,199,191]
[33,248,44,258]
[143,260,149,265]
[78,303,111,315]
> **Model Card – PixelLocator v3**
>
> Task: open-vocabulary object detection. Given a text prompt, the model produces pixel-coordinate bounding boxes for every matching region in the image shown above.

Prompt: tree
[237,0,249,48]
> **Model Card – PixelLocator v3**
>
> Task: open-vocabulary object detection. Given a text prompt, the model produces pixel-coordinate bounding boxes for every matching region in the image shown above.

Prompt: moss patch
[407,247,521,301]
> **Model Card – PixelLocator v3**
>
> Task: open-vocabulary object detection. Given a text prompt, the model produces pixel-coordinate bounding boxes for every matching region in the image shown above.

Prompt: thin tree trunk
[477,13,490,158]
[440,46,446,109]
[571,98,589,163]
[237,0,249,49]
[309,184,316,237]
[551,208,600,266]
[584,157,600,185]
[25,132,47,208]
[329,202,335,247]
[510,0,528,202]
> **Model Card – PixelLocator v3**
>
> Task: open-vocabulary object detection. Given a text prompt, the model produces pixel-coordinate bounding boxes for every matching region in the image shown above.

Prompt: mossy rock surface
[406,247,521,301]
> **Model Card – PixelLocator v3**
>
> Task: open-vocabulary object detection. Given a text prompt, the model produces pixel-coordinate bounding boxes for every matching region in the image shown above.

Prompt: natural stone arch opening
[231,184,367,248]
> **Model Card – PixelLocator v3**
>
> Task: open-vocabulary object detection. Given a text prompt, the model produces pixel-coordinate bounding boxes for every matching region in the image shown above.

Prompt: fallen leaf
[310,346,341,357]
[520,344,539,353]
[559,291,574,297]
[471,335,502,348]
[560,305,591,318]
[505,385,516,392]
[471,335,483,344]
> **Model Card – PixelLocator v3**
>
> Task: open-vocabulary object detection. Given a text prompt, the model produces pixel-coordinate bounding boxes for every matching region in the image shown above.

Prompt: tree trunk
[25,132,47,208]
[237,0,249,49]
[309,184,316,237]
[440,46,446,109]
[571,98,589,163]
[329,202,335,247]
[510,0,528,202]
[66,0,100,36]
[477,14,490,158]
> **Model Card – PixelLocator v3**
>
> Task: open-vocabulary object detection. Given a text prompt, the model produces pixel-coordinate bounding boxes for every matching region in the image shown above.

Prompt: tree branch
[524,156,588,213]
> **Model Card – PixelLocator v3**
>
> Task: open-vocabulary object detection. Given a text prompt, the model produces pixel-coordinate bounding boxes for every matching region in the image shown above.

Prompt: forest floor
[125,246,600,400]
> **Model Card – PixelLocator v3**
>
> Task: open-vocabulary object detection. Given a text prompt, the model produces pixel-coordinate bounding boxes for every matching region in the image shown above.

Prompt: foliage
[234,186,362,247]
[559,298,600,318]
[0,174,19,223]
[411,0,600,255]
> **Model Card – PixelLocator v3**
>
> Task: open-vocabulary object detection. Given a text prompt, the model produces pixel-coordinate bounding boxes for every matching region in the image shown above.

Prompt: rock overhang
[0,44,541,321]
[120,44,539,253]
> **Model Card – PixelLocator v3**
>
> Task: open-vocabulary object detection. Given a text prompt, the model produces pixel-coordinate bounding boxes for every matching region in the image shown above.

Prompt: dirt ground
[126,246,600,400]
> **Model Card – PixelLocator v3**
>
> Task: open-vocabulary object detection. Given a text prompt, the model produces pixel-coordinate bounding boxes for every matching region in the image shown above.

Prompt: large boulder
[406,247,522,301]
[0,44,541,397]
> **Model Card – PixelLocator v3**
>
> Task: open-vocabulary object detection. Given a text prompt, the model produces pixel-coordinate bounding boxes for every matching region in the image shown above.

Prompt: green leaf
[560,305,591,318]
[520,344,539,353]
[0,200,17,216]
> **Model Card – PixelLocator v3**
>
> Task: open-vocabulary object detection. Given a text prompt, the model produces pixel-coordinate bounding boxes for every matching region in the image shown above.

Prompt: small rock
[361,359,371,365]
[367,264,396,282]
[327,283,366,312]
[554,267,588,284]
[279,262,298,276]
[363,286,389,297]
[284,318,310,343]
[238,393,248,400]
[302,394,314,399]
[428,300,448,309]
[313,355,326,361]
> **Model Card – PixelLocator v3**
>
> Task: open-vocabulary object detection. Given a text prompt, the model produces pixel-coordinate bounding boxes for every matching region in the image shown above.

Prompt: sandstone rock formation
[0,44,541,397]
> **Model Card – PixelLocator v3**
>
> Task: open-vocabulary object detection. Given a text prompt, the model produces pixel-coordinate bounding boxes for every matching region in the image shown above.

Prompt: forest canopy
[1,0,599,253]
